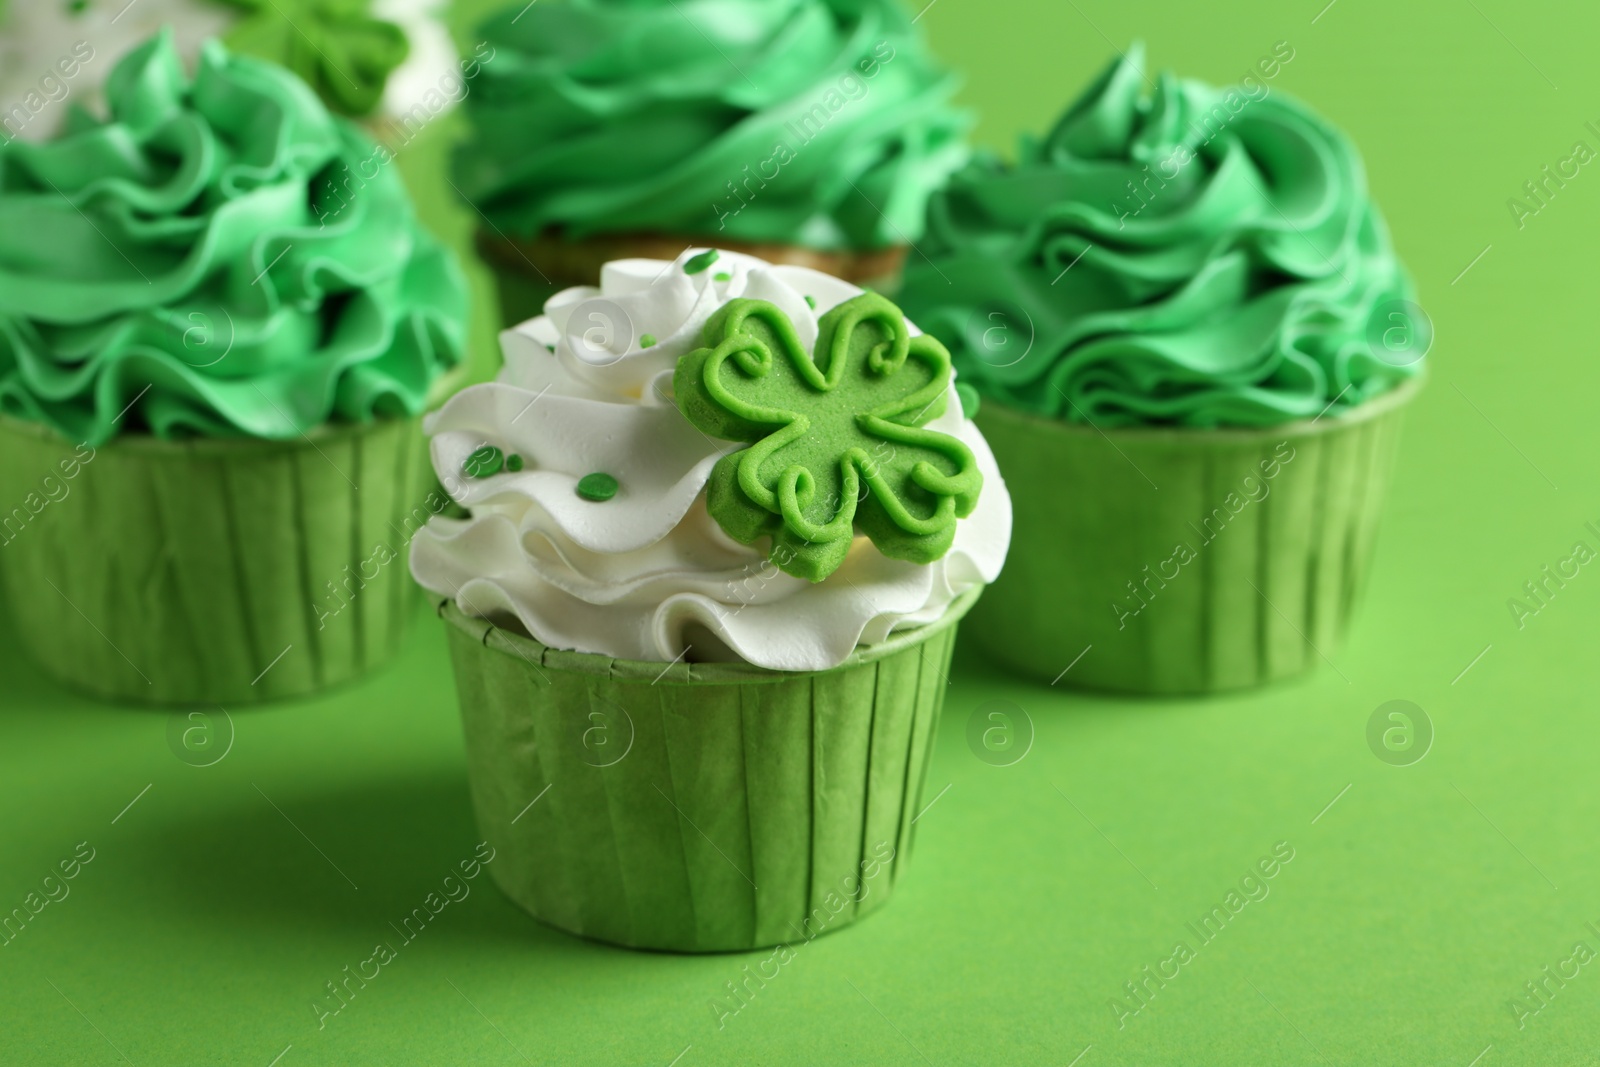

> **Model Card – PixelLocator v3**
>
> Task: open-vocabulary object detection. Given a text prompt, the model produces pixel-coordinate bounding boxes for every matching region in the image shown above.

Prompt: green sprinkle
[464,446,504,479]
[955,382,981,419]
[69,0,90,12]
[640,334,657,349]
[576,472,619,502]
[803,295,816,309]
[545,344,555,352]
[506,454,525,472]
[714,271,731,282]
[684,249,720,275]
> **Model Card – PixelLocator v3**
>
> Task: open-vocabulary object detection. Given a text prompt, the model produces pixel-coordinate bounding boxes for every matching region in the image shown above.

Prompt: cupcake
[899,44,1427,694]
[453,0,970,324]
[0,0,460,143]
[410,249,1010,951]
[0,32,467,704]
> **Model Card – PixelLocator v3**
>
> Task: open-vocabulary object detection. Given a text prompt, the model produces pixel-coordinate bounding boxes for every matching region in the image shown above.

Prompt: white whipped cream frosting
[0,0,457,140]
[409,250,1012,671]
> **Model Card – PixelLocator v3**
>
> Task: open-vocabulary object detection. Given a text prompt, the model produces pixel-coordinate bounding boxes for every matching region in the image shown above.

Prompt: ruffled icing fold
[410,250,1011,671]
[900,43,1425,429]
[0,32,466,443]
[453,0,970,250]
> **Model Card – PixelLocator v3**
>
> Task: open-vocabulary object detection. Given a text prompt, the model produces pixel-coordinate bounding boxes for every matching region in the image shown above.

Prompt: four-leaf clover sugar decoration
[674,293,982,583]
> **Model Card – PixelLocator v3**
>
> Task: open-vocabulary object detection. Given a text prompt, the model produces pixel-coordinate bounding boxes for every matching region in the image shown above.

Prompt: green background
[3,0,1597,1063]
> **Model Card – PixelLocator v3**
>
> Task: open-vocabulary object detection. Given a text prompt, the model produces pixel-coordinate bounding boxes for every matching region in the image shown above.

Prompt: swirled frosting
[453,0,969,251]
[0,32,467,444]
[899,44,1426,429]
[0,0,458,135]
[409,250,1011,671]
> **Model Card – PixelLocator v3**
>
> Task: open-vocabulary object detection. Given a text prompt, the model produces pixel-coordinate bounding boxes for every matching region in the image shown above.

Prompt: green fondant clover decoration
[674,293,983,583]
[220,0,408,117]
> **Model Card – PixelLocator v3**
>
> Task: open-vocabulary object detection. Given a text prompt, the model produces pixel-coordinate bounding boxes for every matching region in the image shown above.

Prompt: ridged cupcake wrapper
[968,379,1422,694]
[0,416,433,705]
[439,588,977,953]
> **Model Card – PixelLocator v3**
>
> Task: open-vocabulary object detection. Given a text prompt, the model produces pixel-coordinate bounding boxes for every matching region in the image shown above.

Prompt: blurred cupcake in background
[411,248,1009,951]
[453,0,970,323]
[0,0,461,143]
[899,43,1429,694]
[0,32,467,704]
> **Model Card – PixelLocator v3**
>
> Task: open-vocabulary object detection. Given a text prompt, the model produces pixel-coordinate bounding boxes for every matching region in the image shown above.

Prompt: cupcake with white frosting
[411,249,1009,951]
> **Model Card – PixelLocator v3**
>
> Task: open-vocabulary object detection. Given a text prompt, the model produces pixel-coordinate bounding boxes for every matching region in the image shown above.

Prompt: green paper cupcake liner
[969,378,1423,694]
[438,587,978,953]
[0,415,434,705]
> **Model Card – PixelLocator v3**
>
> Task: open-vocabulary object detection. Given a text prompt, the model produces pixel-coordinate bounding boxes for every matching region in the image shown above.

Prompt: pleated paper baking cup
[0,415,433,705]
[968,378,1422,694]
[439,587,977,953]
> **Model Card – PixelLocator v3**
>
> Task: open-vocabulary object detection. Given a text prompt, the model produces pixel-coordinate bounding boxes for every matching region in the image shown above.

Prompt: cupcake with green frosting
[0,32,467,705]
[453,0,969,323]
[900,44,1428,693]
[0,0,460,142]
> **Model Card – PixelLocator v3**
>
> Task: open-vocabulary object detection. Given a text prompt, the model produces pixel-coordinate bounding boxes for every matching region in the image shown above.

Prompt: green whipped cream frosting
[900,44,1426,429]
[218,0,409,118]
[0,32,466,445]
[454,0,970,250]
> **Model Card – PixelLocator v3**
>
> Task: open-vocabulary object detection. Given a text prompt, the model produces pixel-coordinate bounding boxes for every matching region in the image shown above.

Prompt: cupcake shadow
[108,769,624,960]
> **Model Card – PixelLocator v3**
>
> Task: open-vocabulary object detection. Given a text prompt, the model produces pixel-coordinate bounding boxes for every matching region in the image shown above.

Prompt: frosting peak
[453,0,970,251]
[410,249,1011,671]
[0,32,467,444]
[900,44,1427,429]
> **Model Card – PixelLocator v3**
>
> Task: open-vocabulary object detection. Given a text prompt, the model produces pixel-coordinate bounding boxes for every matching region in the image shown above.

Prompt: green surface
[2,0,1598,1063]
